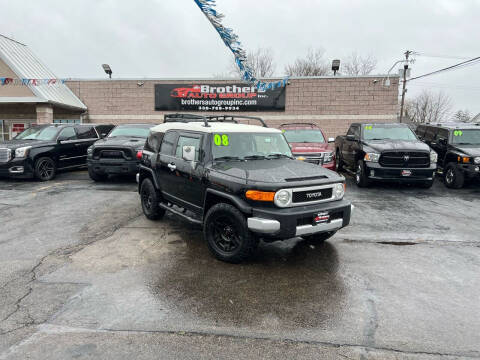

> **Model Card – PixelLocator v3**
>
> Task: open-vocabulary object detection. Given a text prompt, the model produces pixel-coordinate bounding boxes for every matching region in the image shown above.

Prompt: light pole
[102,64,112,79]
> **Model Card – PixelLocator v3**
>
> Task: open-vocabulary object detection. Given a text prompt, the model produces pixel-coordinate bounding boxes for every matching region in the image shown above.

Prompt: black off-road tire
[335,149,344,172]
[140,178,165,220]
[355,160,370,188]
[34,157,56,181]
[301,230,337,244]
[88,167,108,182]
[204,203,259,263]
[444,162,464,189]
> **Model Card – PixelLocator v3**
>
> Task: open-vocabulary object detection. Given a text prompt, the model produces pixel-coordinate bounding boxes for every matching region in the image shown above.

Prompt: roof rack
[163,113,268,128]
[206,115,267,128]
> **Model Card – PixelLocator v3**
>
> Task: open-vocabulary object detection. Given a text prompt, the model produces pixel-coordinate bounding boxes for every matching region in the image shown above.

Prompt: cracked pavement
[0,170,479,359]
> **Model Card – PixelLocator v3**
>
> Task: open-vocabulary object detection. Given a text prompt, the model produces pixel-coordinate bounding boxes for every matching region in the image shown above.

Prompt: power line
[408,56,480,82]
[414,52,472,60]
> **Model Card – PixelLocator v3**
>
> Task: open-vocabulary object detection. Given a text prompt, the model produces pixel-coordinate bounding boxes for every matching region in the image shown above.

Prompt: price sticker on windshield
[214,134,229,146]
[454,130,463,136]
[365,125,373,130]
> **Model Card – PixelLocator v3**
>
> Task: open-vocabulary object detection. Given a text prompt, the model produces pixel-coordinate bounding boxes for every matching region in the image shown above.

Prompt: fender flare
[204,188,252,215]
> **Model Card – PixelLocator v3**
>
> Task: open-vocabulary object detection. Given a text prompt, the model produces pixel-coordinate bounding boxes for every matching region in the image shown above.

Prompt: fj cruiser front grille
[292,187,333,203]
[379,151,430,168]
[0,148,12,163]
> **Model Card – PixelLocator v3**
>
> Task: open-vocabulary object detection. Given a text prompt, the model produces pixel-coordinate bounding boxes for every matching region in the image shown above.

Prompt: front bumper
[365,162,437,181]
[247,199,352,240]
[0,158,34,179]
[88,158,139,176]
[457,163,480,178]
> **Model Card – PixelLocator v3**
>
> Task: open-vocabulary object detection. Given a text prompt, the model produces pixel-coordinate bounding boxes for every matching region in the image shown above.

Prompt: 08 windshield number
[214,134,230,146]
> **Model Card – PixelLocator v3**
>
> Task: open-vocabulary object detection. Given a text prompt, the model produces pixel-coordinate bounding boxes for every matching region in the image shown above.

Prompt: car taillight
[136,150,143,160]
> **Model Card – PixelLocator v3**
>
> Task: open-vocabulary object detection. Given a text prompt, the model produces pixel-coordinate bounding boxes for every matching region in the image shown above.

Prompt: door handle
[167,163,176,171]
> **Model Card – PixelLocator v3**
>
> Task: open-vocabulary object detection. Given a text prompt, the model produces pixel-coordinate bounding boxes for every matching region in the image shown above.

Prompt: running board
[158,203,202,225]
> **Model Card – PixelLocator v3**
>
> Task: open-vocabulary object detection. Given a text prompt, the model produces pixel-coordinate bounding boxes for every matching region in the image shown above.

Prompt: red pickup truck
[280,123,336,170]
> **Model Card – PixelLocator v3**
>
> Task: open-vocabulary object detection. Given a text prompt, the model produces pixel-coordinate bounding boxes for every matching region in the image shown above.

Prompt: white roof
[0,34,86,111]
[151,121,281,134]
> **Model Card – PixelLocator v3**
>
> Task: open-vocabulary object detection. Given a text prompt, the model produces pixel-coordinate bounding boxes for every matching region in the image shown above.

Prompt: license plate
[401,170,412,177]
[313,211,330,224]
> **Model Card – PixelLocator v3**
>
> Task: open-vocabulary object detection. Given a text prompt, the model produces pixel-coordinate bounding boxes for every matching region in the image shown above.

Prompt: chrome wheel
[356,164,362,183]
[445,169,454,184]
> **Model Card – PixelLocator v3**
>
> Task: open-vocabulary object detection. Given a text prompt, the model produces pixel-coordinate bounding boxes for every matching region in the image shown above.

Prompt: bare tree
[229,47,276,79]
[284,48,330,76]
[452,109,472,122]
[342,52,377,75]
[404,90,453,123]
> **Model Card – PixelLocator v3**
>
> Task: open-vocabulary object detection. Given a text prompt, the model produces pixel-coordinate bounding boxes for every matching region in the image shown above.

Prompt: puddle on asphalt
[149,222,347,330]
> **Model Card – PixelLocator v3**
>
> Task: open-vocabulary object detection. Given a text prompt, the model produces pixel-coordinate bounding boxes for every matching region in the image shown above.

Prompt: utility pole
[399,50,411,123]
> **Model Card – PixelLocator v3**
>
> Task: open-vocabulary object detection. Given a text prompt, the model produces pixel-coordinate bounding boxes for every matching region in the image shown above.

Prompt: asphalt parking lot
[0,170,479,359]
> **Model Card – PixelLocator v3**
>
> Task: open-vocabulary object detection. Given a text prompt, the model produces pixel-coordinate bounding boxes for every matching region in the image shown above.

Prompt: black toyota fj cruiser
[137,114,353,263]
[0,123,114,181]
[335,123,437,187]
[416,123,480,188]
[87,123,153,181]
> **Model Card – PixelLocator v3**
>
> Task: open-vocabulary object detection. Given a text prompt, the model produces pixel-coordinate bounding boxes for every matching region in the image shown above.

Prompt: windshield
[108,126,150,138]
[282,129,325,143]
[212,132,292,160]
[363,125,417,141]
[451,129,480,145]
[14,126,59,141]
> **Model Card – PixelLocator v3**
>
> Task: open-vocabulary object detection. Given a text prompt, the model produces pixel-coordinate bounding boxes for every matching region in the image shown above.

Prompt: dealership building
[0,34,399,140]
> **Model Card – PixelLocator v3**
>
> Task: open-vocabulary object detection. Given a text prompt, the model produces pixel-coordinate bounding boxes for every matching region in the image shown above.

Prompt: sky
[1,0,480,116]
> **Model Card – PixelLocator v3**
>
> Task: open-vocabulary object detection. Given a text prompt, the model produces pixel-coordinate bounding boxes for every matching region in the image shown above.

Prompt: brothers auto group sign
[155,83,286,112]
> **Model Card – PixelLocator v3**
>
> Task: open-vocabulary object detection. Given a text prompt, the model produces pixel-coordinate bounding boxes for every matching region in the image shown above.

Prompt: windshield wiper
[266,153,294,159]
[214,156,242,161]
[455,142,473,145]
[243,155,267,160]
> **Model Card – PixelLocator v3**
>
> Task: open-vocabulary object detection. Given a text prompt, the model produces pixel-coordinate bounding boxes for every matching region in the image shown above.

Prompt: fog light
[475,166,479,172]
[9,166,24,174]
[370,170,375,177]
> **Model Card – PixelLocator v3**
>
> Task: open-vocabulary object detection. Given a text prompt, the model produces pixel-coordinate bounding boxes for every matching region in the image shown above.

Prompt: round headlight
[87,146,93,154]
[474,157,480,165]
[333,183,345,200]
[274,189,291,207]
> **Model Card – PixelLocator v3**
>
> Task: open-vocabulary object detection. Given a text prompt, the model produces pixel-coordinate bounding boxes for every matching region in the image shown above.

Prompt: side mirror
[182,145,195,162]
[328,137,335,143]
[346,134,357,141]
[439,138,447,145]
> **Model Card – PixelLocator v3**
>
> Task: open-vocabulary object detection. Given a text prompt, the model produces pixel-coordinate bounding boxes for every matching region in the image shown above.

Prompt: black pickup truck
[416,123,480,188]
[335,123,437,188]
[87,123,153,181]
[137,114,353,263]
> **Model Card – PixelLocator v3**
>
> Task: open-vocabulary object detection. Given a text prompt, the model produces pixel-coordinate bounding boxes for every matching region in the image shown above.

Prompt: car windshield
[451,129,480,145]
[282,129,325,143]
[14,126,59,141]
[108,126,150,138]
[363,125,417,141]
[212,132,293,160]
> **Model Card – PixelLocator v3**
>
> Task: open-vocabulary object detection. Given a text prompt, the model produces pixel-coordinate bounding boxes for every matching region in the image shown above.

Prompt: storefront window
[53,119,81,124]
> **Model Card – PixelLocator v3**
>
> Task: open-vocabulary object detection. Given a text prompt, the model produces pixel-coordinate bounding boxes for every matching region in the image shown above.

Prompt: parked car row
[0,123,155,181]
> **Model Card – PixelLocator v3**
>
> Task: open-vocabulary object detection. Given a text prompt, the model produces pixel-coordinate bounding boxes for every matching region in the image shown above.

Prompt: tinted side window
[175,135,202,161]
[58,127,77,141]
[145,131,164,153]
[76,126,97,139]
[160,131,177,155]
[416,125,426,138]
[436,129,449,142]
[424,126,437,142]
[95,125,114,138]
[346,126,355,136]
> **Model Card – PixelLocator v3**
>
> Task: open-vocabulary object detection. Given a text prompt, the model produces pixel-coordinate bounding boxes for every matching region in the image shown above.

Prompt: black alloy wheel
[335,149,343,171]
[34,157,56,181]
[204,203,258,263]
[444,162,464,189]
